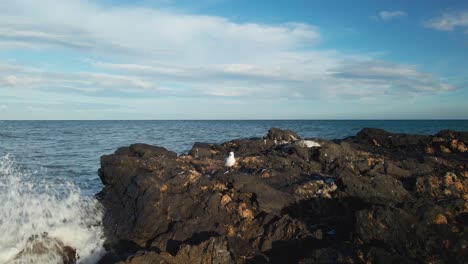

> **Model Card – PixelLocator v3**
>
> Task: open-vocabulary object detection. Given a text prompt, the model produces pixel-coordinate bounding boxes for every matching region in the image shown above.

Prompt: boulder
[267,127,301,142]
[14,233,77,264]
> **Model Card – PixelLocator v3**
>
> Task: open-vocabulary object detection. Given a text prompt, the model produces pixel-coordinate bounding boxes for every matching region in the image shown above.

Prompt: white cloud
[0,25,92,50]
[0,0,454,104]
[425,10,468,32]
[0,63,162,92]
[331,60,454,95]
[0,74,42,88]
[374,11,407,21]
[5,75,17,85]
[0,0,320,60]
[89,57,452,99]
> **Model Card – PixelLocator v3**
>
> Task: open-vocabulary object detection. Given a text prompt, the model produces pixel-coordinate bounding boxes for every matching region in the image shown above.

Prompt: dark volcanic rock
[97,128,468,264]
[267,127,301,142]
[336,169,409,205]
[356,127,429,148]
[15,233,77,264]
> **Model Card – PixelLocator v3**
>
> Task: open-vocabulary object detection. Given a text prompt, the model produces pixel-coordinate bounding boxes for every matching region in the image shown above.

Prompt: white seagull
[224,151,236,173]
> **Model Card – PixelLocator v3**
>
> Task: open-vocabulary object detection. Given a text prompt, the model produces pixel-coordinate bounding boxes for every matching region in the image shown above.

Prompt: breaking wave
[0,154,105,263]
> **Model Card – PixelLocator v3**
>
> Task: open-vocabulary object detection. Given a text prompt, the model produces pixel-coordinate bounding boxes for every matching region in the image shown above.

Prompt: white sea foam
[0,154,105,264]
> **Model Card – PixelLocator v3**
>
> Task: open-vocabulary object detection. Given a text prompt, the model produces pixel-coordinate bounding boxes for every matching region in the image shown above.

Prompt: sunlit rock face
[97,128,468,264]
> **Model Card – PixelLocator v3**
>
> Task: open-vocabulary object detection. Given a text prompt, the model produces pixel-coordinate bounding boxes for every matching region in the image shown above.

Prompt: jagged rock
[355,206,416,251]
[356,127,429,148]
[163,237,234,264]
[97,128,468,264]
[14,233,77,264]
[115,251,166,264]
[294,179,337,199]
[385,162,412,179]
[267,127,300,142]
[336,168,409,205]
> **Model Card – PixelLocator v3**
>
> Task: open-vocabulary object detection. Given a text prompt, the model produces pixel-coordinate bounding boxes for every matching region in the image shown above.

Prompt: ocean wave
[0,154,105,264]
[0,133,21,139]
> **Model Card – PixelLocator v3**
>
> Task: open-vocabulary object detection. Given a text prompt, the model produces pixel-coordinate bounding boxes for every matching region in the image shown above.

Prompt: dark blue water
[1,120,467,196]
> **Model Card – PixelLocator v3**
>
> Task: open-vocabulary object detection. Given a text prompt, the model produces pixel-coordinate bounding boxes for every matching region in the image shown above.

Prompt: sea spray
[0,154,105,263]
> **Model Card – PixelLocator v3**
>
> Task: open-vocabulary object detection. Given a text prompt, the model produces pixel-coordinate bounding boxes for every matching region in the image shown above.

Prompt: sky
[0,0,467,120]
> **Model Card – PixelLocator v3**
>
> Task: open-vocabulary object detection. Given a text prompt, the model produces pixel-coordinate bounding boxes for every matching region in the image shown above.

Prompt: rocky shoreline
[95,128,468,264]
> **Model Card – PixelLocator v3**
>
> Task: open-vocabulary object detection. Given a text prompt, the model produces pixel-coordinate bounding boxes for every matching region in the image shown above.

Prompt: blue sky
[0,0,467,119]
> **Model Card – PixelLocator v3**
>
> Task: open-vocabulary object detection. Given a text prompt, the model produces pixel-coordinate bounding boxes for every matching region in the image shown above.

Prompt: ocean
[1,120,468,263]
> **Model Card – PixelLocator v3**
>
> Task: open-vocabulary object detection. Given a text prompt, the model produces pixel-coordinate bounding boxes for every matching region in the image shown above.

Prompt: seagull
[224,151,236,173]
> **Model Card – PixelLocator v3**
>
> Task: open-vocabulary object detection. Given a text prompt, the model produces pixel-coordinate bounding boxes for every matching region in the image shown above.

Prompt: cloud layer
[376,10,407,21]
[0,0,458,118]
[425,10,468,33]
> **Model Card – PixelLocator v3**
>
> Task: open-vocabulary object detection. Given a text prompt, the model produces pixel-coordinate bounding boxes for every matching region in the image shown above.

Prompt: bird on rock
[224,151,236,173]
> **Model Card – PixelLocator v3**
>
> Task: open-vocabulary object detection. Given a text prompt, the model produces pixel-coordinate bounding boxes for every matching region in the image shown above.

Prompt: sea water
[0,154,104,263]
[0,120,467,263]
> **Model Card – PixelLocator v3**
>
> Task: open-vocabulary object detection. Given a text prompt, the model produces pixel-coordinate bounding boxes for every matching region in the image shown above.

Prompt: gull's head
[229,151,234,157]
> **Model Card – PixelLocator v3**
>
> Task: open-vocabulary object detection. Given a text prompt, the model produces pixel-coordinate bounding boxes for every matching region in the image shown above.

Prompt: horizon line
[1,119,468,121]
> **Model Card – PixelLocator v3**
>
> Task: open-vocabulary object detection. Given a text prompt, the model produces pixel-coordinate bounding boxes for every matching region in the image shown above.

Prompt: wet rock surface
[14,233,77,264]
[96,128,468,264]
